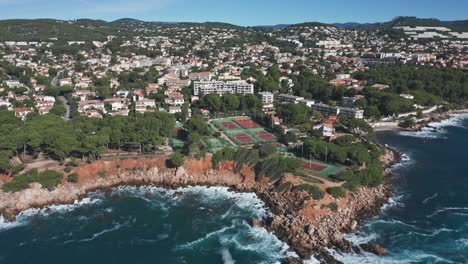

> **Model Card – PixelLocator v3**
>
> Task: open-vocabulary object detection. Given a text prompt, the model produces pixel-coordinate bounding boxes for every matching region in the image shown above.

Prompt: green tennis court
[300,159,343,177]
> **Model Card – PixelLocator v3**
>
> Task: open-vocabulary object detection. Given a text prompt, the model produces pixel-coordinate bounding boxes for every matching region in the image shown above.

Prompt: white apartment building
[258,92,274,103]
[312,103,364,119]
[274,94,304,104]
[193,81,254,96]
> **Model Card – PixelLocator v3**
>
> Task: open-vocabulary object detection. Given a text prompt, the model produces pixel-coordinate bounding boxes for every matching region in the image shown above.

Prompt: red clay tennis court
[234,119,261,129]
[232,133,256,143]
[302,161,327,172]
[255,131,276,140]
[220,122,240,129]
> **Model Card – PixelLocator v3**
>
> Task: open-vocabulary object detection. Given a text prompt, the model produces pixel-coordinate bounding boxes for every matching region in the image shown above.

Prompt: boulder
[360,242,387,256]
[249,218,265,228]
[282,257,304,264]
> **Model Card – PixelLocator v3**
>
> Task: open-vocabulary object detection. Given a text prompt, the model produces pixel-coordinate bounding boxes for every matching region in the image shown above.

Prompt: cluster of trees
[195,93,263,113]
[211,143,301,182]
[180,115,212,153]
[0,110,175,173]
[353,65,468,103]
[0,61,35,84]
[354,87,442,118]
[336,164,385,189]
[276,103,311,125]
[116,67,159,91]
[241,65,283,93]
[301,135,381,166]
[292,71,351,103]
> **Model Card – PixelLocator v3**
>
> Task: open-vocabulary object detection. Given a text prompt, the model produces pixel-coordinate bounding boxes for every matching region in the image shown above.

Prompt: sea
[332,113,468,264]
[0,114,467,264]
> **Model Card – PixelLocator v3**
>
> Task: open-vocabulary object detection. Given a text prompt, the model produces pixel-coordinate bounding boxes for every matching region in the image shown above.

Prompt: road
[51,70,71,120]
[57,95,71,120]
[51,69,65,86]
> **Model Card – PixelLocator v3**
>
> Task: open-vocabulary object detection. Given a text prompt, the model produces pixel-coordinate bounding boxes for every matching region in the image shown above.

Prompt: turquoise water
[0,186,295,264]
[333,114,468,264]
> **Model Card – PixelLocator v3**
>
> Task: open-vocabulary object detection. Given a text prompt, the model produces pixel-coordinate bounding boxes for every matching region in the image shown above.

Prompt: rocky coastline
[0,149,401,263]
[409,108,468,131]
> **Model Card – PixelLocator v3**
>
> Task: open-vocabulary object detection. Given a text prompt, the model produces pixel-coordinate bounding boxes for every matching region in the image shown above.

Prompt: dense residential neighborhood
[1,17,466,125]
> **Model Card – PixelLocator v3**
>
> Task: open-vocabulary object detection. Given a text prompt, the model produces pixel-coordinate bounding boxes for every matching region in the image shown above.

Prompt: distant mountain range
[0,16,467,41]
[332,17,468,31]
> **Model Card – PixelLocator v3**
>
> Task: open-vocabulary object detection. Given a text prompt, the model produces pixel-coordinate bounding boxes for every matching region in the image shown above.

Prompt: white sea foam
[64,217,132,244]
[344,231,379,245]
[329,248,458,264]
[455,238,468,248]
[398,127,448,139]
[427,207,468,218]
[178,225,235,249]
[220,248,236,264]
[382,194,406,212]
[0,215,25,231]
[422,193,439,205]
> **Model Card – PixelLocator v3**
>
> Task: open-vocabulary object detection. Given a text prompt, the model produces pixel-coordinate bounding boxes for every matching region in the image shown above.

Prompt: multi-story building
[312,103,364,119]
[274,94,304,104]
[189,72,213,81]
[193,81,254,96]
[258,92,274,104]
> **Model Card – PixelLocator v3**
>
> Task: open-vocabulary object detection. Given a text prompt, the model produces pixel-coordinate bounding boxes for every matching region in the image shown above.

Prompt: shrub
[295,184,325,200]
[169,152,184,168]
[321,202,338,212]
[97,171,107,178]
[2,169,64,193]
[66,158,80,167]
[64,167,72,173]
[11,164,26,175]
[257,143,278,158]
[37,170,65,189]
[398,117,415,128]
[67,173,79,183]
[326,186,347,199]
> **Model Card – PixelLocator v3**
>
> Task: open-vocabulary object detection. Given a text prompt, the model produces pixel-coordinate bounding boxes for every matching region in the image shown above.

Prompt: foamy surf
[220,248,236,264]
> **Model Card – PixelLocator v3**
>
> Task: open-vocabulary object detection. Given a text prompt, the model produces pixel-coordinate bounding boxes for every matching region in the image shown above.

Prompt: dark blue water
[334,114,468,264]
[0,186,294,264]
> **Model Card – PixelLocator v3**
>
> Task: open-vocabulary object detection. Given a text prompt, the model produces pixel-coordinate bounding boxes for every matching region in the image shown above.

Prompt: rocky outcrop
[360,242,388,256]
[0,152,399,263]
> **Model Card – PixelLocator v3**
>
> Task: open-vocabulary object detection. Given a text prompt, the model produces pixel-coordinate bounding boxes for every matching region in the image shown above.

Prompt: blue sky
[0,0,467,26]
